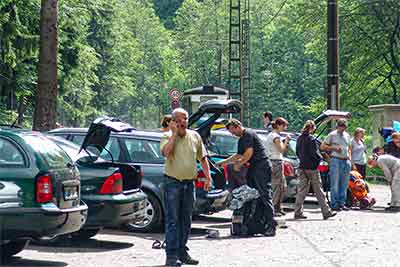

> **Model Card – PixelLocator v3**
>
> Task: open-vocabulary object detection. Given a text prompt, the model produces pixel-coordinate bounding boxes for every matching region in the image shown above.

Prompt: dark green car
[48,135,147,240]
[0,127,88,261]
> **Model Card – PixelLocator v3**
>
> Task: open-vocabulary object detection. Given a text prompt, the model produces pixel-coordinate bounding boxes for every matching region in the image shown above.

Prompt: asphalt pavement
[5,184,400,267]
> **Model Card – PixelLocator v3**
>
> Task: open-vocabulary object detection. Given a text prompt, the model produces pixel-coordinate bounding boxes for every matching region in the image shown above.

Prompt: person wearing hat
[320,119,352,211]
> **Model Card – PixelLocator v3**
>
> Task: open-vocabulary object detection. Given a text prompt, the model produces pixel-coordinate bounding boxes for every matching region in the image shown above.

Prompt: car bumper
[194,189,230,214]
[0,202,88,240]
[82,189,148,228]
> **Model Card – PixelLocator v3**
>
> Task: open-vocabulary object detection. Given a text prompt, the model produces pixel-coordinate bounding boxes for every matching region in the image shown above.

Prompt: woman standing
[350,128,367,178]
[265,117,289,216]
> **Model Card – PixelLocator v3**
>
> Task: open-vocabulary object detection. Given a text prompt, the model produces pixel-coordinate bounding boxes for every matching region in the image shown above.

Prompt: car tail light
[195,171,206,189]
[36,174,53,203]
[317,162,329,173]
[223,164,228,181]
[99,172,123,194]
[283,161,295,177]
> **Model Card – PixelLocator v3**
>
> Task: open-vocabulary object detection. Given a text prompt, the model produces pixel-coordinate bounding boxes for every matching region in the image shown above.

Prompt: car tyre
[125,192,163,233]
[1,240,29,262]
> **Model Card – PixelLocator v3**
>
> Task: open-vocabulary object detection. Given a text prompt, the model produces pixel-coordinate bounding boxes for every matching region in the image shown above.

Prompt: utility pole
[228,0,251,125]
[327,0,339,111]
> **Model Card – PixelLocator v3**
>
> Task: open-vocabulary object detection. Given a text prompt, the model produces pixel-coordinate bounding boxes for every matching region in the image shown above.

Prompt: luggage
[230,198,268,236]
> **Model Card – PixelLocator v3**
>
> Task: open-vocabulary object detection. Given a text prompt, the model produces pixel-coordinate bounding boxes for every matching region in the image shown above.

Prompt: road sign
[171,100,180,110]
[169,89,181,100]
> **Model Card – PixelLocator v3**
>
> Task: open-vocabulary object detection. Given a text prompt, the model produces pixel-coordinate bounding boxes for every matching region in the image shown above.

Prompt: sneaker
[340,206,350,211]
[165,257,181,267]
[264,225,276,237]
[178,252,199,265]
[331,207,342,211]
[323,212,337,220]
[294,214,307,220]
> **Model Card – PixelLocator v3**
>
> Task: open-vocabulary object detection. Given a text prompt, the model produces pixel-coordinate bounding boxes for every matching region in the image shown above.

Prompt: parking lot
[4,184,400,267]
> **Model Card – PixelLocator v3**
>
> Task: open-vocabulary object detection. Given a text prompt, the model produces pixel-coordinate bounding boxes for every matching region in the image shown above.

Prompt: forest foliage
[0,0,399,131]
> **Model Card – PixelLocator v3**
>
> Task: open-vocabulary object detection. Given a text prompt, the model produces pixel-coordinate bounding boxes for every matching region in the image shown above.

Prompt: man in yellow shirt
[160,108,211,267]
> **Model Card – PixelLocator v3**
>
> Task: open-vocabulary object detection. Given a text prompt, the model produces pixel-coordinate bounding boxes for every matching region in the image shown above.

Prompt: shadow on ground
[29,239,133,253]
[2,258,67,267]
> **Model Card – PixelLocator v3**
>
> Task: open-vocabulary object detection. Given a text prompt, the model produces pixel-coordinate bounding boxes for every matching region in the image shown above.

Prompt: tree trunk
[33,0,58,131]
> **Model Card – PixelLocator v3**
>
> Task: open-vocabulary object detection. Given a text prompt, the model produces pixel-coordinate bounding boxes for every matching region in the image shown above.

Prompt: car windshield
[22,134,71,168]
[47,136,99,162]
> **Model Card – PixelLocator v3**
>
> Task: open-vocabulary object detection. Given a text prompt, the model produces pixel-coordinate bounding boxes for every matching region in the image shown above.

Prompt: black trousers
[354,163,366,178]
[247,160,275,227]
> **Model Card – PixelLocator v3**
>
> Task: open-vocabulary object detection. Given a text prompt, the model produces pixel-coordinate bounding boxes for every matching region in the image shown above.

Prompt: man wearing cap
[321,119,352,211]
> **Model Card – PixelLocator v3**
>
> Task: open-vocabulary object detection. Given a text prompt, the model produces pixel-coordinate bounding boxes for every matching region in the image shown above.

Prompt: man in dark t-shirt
[216,119,276,236]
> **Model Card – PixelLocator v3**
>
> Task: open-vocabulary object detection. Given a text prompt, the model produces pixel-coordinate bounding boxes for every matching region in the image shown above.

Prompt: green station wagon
[0,127,88,261]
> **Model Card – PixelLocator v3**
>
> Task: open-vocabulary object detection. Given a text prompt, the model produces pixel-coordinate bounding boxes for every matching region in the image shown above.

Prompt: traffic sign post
[169,89,181,100]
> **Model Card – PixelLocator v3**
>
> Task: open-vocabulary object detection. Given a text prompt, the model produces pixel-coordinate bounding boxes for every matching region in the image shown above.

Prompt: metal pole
[327,0,339,111]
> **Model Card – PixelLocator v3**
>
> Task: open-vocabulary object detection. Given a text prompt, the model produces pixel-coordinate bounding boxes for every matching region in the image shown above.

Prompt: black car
[49,99,242,232]
[48,134,147,240]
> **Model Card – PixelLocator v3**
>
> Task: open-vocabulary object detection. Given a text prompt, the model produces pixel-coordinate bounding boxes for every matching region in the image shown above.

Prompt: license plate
[63,186,78,201]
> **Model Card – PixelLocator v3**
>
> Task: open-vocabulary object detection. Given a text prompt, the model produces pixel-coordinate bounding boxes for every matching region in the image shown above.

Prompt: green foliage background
[1,0,400,132]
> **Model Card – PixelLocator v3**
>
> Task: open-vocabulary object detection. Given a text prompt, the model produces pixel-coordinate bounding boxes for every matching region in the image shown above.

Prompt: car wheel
[71,229,100,240]
[125,192,163,233]
[1,240,28,262]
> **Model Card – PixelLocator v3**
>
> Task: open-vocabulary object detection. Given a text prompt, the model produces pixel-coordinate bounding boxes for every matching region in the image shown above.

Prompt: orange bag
[348,170,368,200]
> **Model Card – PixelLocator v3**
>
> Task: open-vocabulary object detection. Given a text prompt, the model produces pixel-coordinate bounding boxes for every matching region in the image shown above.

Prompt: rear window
[23,134,71,168]
[48,136,96,162]
[0,137,25,167]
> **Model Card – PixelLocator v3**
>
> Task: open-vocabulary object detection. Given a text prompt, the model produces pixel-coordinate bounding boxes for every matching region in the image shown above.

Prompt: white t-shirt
[265,131,283,160]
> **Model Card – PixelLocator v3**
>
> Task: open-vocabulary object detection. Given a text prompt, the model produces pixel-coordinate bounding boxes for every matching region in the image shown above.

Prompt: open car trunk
[189,99,242,190]
[79,117,142,191]
[314,110,351,139]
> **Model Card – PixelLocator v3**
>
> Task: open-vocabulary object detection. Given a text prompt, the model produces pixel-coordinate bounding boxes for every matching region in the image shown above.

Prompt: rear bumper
[0,202,88,241]
[194,189,230,214]
[82,190,147,228]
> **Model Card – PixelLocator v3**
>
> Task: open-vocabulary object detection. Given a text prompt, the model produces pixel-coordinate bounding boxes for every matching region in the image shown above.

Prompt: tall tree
[33,0,58,131]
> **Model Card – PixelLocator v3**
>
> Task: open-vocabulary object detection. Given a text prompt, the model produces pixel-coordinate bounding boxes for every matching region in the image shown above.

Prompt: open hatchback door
[79,116,142,191]
[314,110,351,138]
[189,99,242,145]
[80,117,135,157]
[188,99,242,190]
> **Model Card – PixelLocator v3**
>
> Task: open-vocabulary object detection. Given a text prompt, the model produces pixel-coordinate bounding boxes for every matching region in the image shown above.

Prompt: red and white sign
[169,89,181,100]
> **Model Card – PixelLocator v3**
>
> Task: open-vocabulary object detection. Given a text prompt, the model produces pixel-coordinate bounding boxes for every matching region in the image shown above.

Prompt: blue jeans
[329,158,351,208]
[164,178,194,258]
